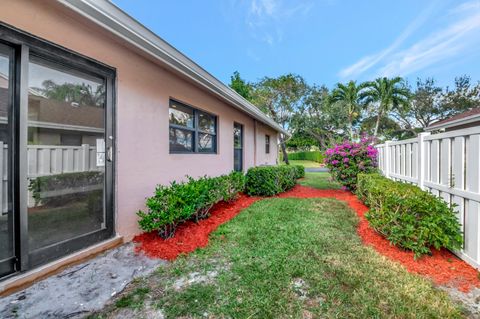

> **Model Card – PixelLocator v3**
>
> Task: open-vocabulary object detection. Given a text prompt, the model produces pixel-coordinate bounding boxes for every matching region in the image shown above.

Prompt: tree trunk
[348,121,354,140]
[279,134,289,165]
[373,111,382,138]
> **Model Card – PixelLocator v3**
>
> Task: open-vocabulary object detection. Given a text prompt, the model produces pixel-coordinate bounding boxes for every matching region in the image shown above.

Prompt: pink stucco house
[0,0,286,291]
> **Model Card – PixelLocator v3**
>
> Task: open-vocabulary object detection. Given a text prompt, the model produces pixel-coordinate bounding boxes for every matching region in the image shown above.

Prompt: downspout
[253,119,257,166]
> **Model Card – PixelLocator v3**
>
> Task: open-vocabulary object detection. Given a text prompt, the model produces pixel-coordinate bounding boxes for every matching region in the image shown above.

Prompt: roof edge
[56,0,288,135]
[426,113,480,131]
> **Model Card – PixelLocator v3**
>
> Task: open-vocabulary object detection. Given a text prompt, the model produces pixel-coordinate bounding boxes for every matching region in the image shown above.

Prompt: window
[169,100,217,153]
[265,134,270,154]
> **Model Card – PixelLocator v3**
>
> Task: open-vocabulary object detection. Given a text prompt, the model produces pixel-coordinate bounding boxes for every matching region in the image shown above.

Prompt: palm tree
[362,77,410,137]
[330,80,368,139]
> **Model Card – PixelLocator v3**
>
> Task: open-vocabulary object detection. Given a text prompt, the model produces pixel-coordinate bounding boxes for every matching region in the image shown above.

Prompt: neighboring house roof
[0,87,104,133]
[56,0,288,136]
[426,108,480,131]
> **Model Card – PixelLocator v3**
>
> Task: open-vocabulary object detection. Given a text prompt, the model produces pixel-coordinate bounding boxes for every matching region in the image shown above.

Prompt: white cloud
[338,0,480,80]
[246,0,313,45]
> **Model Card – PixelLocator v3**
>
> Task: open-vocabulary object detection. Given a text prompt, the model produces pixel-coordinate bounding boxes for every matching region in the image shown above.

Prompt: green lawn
[299,172,342,189]
[92,178,464,318]
[282,159,322,168]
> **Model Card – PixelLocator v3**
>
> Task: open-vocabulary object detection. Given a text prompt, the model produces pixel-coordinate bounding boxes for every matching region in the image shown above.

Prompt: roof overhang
[56,0,288,136]
[426,113,480,132]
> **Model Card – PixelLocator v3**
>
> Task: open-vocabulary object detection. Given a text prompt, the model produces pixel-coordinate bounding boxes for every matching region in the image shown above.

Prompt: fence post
[417,132,430,190]
[384,141,390,178]
[81,144,89,171]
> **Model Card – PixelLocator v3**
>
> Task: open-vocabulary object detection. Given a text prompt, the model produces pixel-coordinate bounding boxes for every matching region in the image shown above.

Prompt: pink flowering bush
[324,136,378,190]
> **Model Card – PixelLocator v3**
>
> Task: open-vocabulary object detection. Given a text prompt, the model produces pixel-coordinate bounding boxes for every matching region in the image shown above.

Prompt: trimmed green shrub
[287,151,324,163]
[245,165,302,196]
[29,171,103,206]
[357,173,463,258]
[137,171,245,238]
[293,165,305,179]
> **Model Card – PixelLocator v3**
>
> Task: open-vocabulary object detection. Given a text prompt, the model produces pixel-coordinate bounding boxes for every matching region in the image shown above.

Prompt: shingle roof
[427,108,480,130]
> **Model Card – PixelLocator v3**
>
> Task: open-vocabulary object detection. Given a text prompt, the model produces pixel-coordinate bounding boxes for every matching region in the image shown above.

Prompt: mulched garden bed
[134,185,480,292]
[133,194,260,260]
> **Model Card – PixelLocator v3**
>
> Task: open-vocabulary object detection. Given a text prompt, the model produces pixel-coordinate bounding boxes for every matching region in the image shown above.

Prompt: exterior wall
[1,0,279,239]
[255,122,279,166]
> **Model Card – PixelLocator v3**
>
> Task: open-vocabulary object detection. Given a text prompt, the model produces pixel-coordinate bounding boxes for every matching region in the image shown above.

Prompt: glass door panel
[233,123,243,172]
[0,43,15,277]
[27,56,106,255]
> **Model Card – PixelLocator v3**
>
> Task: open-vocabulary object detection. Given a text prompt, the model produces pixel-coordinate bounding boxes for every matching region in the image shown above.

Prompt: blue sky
[113,0,480,89]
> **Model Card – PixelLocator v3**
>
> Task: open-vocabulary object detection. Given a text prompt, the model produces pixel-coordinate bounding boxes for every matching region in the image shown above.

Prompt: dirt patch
[172,270,219,291]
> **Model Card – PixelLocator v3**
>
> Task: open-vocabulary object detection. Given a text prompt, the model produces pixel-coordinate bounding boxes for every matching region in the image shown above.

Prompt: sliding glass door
[0,24,115,277]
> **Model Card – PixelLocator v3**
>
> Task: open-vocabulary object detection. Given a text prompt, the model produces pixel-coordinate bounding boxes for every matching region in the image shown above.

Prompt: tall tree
[393,78,443,131]
[229,71,253,101]
[363,77,410,137]
[251,74,308,164]
[38,80,105,107]
[441,75,480,115]
[330,80,368,139]
[295,85,349,149]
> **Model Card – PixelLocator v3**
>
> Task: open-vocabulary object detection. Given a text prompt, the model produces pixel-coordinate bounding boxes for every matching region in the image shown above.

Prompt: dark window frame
[169,99,218,154]
[265,134,270,154]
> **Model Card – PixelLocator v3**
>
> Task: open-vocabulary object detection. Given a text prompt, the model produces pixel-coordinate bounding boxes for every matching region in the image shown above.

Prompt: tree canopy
[228,71,480,151]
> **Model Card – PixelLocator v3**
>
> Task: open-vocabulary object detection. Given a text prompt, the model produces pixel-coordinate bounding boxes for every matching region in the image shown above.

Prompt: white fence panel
[0,144,100,214]
[375,127,480,269]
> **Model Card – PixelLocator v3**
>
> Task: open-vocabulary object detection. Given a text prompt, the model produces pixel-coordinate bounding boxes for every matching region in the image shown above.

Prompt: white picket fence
[375,127,480,268]
[0,143,101,214]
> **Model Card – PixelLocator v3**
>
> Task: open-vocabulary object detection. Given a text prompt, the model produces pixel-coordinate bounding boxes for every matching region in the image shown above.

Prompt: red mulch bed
[133,194,260,260]
[134,185,480,292]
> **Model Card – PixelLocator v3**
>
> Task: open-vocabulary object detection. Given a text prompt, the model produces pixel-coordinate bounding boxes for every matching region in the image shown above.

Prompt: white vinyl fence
[376,127,480,268]
[0,143,101,214]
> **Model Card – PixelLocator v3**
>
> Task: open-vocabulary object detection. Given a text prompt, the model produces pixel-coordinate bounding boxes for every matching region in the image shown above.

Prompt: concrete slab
[0,243,165,318]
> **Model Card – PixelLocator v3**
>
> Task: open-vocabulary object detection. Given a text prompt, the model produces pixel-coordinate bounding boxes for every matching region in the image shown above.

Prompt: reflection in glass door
[0,43,14,277]
[27,56,107,266]
[233,123,243,172]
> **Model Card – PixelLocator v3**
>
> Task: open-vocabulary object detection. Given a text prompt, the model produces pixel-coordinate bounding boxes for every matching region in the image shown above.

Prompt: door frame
[0,22,116,275]
[0,42,16,278]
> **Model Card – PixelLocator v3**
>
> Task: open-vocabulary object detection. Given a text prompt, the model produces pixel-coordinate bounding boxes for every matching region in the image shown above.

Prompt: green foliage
[115,287,150,309]
[357,173,463,258]
[229,71,253,101]
[285,130,319,151]
[362,77,410,137]
[331,80,369,138]
[293,165,305,179]
[38,79,105,107]
[29,171,103,206]
[137,172,245,238]
[245,165,303,196]
[287,151,324,163]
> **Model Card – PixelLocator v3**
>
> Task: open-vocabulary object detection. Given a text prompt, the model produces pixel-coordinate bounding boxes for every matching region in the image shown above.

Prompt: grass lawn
[93,180,463,318]
[299,172,342,190]
[282,159,322,168]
